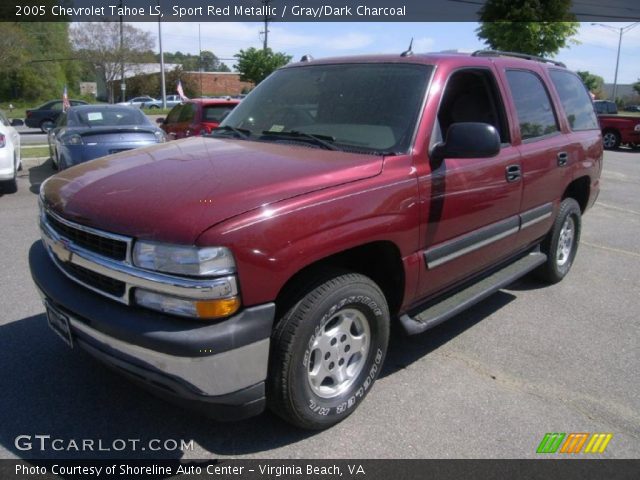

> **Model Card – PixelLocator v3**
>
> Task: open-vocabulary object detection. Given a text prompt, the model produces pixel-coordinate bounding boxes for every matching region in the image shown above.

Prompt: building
[180,71,253,97]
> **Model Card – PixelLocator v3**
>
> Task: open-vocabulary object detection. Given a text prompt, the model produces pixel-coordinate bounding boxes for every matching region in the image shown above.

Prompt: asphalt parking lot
[0,149,638,460]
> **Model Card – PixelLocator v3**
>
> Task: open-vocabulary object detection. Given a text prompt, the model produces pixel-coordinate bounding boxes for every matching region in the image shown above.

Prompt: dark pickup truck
[30,50,602,430]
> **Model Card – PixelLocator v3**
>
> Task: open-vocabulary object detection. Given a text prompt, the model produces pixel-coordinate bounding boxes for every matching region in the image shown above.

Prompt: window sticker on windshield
[87,112,103,121]
[269,124,285,132]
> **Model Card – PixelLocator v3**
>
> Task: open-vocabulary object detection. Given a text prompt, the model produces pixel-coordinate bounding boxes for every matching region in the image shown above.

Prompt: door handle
[506,164,521,182]
[557,151,568,167]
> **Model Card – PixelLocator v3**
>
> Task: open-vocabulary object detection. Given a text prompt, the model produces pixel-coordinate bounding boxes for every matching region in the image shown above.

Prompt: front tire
[268,272,389,430]
[536,198,581,284]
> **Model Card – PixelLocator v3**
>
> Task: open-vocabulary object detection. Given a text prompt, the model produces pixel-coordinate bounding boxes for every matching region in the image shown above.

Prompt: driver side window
[434,68,509,147]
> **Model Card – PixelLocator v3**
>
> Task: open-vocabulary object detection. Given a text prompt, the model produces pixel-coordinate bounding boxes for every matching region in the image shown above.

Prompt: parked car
[159,98,240,139]
[597,114,640,149]
[594,100,618,114]
[117,96,157,108]
[25,99,88,132]
[31,50,601,430]
[0,111,22,192]
[141,95,183,109]
[44,104,167,170]
[623,105,640,112]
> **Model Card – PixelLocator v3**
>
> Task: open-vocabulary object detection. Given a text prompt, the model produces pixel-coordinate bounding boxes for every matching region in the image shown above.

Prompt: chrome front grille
[39,206,238,305]
[45,212,128,261]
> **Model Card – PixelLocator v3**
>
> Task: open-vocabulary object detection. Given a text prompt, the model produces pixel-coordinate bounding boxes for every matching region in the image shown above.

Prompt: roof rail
[471,50,566,68]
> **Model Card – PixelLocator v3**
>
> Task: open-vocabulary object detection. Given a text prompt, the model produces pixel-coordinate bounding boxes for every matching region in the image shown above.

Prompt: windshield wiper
[210,125,251,139]
[261,130,339,151]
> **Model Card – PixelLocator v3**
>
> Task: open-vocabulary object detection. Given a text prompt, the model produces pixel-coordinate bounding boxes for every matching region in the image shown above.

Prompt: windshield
[69,107,150,127]
[218,63,432,154]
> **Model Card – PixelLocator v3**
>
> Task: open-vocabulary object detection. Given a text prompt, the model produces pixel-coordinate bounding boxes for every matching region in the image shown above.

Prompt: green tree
[633,80,640,96]
[234,48,292,85]
[0,23,80,102]
[161,51,230,72]
[576,71,604,98]
[477,0,579,57]
[71,22,155,103]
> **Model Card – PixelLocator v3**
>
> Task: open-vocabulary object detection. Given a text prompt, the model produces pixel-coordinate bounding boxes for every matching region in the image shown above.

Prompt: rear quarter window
[166,104,183,124]
[549,70,599,131]
[178,103,197,123]
[506,70,559,141]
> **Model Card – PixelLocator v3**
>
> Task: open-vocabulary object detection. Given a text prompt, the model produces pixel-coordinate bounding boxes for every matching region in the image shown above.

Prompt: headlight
[132,241,236,276]
[134,289,240,320]
[61,134,83,145]
[154,130,167,143]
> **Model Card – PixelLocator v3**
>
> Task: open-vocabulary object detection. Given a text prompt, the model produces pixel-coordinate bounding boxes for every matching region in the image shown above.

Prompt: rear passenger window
[178,103,197,123]
[506,70,559,141]
[166,105,183,124]
[549,71,599,131]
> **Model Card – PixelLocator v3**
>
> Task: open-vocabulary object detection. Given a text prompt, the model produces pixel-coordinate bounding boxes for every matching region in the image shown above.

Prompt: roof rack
[471,50,566,68]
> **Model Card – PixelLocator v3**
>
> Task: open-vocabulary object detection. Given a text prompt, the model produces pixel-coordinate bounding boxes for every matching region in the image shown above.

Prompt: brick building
[182,72,253,96]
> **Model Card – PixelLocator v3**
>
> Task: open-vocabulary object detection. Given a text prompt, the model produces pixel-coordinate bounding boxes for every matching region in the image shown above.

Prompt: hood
[42,137,383,244]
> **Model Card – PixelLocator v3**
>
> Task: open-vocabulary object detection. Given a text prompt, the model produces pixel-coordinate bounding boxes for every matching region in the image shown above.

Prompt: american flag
[176,80,188,101]
[62,85,70,112]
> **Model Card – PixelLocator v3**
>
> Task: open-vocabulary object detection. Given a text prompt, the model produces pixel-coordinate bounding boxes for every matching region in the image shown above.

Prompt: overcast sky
[134,22,640,85]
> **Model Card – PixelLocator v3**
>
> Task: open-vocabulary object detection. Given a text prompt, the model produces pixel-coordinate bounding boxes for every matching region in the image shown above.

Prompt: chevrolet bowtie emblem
[51,238,72,263]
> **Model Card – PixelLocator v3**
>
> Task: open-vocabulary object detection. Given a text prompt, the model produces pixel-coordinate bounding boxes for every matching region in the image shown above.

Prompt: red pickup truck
[30,50,602,430]
[597,113,640,149]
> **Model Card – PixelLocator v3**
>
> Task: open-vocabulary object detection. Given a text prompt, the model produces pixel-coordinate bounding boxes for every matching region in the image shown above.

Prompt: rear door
[499,67,576,246]
[416,66,523,300]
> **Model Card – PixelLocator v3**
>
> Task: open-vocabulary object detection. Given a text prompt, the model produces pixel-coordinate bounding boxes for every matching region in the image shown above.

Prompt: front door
[415,67,523,301]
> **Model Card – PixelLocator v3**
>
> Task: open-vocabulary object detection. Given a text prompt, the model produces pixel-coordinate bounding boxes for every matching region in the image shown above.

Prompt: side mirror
[431,122,500,161]
[41,121,55,132]
[156,117,166,124]
[10,118,24,127]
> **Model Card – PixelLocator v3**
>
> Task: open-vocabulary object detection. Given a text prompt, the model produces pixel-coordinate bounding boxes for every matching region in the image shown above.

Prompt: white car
[0,111,22,193]
[117,96,157,108]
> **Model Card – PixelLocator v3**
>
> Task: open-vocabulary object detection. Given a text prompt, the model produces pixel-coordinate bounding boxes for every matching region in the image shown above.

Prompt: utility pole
[119,0,125,103]
[260,0,271,51]
[591,22,640,102]
[158,0,166,108]
[198,23,203,97]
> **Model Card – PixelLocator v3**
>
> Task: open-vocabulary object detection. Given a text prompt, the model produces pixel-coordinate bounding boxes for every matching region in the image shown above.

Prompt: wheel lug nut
[329,362,335,370]
[338,358,344,366]
[324,352,330,360]
[344,345,351,353]
[330,338,337,346]
[340,334,347,342]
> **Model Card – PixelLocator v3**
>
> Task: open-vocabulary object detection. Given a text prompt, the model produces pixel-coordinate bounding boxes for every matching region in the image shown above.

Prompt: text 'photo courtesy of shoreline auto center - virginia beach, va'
[1,1,640,479]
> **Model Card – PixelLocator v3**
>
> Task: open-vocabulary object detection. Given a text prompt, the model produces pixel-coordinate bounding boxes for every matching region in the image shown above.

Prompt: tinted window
[594,101,617,114]
[549,71,599,131]
[73,107,149,126]
[437,68,510,144]
[221,63,432,153]
[50,102,63,112]
[203,105,236,123]
[178,103,197,122]
[166,104,183,123]
[506,70,559,140]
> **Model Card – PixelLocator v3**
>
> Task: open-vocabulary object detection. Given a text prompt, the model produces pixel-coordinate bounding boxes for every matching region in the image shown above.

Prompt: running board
[399,252,547,335]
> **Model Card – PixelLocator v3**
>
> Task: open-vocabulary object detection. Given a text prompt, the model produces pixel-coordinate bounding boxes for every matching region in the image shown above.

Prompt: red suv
[31,51,602,430]
[159,98,240,139]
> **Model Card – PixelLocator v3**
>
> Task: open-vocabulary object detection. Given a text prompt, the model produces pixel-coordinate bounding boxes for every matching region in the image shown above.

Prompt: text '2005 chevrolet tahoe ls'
[30,50,602,430]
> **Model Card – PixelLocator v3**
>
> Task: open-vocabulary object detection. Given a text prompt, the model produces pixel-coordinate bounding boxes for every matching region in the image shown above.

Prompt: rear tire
[602,130,620,150]
[536,198,581,284]
[268,271,389,430]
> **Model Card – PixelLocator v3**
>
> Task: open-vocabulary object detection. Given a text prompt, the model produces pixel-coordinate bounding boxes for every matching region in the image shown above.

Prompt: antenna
[401,38,414,57]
